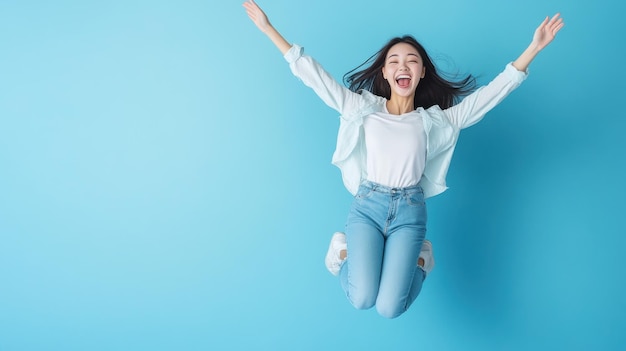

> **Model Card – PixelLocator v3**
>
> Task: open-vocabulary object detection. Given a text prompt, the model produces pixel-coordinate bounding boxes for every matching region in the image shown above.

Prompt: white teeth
[396,75,411,79]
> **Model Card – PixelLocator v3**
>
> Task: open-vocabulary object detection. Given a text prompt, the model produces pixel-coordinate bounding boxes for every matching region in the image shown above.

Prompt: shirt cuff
[505,62,529,81]
[283,44,303,64]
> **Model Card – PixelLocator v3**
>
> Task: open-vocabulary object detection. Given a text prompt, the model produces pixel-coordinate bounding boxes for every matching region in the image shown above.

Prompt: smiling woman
[243,0,563,319]
[342,36,475,113]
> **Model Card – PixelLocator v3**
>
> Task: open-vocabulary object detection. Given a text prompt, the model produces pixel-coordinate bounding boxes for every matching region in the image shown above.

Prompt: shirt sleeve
[443,63,528,129]
[284,44,369,117]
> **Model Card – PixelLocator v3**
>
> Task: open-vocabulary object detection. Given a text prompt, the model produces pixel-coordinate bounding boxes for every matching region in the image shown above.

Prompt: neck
[386,96,414,115]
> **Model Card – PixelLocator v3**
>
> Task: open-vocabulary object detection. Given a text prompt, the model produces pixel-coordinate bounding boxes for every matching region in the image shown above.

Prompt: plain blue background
[1,0,624,350]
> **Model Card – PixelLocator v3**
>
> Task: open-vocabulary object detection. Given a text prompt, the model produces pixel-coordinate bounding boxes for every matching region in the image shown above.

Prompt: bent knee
[376,302,406,319]
[348,293,377,311]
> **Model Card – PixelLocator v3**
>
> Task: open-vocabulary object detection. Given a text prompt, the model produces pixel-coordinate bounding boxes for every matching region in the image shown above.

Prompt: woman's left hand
[532,13,565,51]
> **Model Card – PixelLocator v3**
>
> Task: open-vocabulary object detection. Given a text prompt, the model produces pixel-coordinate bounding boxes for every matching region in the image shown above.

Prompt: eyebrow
[387,53,420,59]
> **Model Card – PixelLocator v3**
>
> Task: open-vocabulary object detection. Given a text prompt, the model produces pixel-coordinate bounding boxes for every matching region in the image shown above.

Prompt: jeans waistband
[360,180,423,194]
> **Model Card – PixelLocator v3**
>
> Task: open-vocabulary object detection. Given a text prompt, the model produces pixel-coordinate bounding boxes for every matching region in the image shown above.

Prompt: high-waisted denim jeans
[339,180,427,319]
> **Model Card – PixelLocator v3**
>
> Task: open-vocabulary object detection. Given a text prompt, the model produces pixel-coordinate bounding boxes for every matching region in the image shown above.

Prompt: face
[381,42,425,98]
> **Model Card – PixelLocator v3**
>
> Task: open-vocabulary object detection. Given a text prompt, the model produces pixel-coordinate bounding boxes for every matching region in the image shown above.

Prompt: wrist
[528,41,542,54]
[262,23,275,35]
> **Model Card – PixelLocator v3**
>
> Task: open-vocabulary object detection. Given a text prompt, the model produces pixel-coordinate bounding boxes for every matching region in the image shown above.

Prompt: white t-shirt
[363,105,426,188]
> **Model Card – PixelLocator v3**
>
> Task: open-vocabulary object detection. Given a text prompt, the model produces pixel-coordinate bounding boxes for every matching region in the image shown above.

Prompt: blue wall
[1,0,624,350]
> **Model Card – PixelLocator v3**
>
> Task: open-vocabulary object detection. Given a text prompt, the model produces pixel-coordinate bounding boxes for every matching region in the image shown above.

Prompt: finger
[244,6,258,21]
[243,0,257,12]
[548,13,561,26]
[552,22,565,35]
[245,10,255,21]
[549,18,564,32]
[243,4,258,19]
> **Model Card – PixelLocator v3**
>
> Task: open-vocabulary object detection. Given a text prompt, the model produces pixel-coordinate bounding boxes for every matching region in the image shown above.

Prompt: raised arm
[243,0,292,55]
[242,0,376,118]
[512,13,565,72]
[443,13,564,128]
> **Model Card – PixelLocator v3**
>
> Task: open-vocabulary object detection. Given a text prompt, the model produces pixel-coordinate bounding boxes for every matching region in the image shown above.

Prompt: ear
[381,66,386,80]
[421,67,425,78]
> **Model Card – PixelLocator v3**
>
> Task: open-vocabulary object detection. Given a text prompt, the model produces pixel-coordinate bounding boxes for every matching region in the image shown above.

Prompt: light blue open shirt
[284,44,528,199]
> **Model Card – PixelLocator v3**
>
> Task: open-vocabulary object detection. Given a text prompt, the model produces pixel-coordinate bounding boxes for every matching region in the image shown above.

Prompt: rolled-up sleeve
[444,63,528,129]
[283,44,304,64]
[283,44,368,116]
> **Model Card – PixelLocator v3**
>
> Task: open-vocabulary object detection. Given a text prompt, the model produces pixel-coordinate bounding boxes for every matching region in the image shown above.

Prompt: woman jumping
[243,0,563,318]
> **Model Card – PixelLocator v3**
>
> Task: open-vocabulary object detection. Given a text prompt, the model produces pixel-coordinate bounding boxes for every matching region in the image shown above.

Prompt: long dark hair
[343,35,476,109]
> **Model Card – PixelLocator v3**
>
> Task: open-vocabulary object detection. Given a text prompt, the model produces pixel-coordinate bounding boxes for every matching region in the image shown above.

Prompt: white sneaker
[324,232,347,276]
[418,240,435,275]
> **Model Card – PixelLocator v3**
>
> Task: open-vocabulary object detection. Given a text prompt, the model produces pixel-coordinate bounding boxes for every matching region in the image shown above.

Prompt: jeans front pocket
[405,188,425,207]
[355,186,374,201]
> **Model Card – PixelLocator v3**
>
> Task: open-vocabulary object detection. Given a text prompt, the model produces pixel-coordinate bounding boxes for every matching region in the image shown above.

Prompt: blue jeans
[339,180,427,319]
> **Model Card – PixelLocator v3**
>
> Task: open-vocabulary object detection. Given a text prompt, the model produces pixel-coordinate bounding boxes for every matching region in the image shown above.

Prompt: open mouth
[396,75,411,88]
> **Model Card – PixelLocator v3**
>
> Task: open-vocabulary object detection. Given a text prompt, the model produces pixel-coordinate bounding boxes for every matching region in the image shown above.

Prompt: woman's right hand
[243,0,272,34]
[242,0,292,55]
